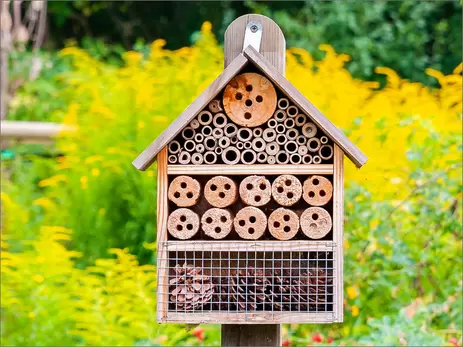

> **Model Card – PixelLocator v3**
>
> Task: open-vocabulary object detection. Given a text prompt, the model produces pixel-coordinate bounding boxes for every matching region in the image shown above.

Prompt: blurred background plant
[1,2,462,346]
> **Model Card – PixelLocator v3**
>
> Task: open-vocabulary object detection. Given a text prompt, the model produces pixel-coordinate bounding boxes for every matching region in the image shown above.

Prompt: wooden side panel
[156,148,169,322]
[333,144,344,322]
[222,324,281,346]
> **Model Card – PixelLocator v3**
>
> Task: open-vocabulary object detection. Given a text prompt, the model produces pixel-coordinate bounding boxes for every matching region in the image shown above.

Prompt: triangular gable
[132,53,248,170]
[243,46,367,168]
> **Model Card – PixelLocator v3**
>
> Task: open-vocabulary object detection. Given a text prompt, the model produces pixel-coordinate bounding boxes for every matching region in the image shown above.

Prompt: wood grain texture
[156,148,169,322]
[167,164,334,175]
[333,144,344,322]
[133,54,248,171]
[243,46,368,168]
[222,325,281,346]
[224,14,286,76]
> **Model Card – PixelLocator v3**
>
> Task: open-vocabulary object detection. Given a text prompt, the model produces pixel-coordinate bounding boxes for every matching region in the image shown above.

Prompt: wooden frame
[168,164,333,175]
[333,144,344,322]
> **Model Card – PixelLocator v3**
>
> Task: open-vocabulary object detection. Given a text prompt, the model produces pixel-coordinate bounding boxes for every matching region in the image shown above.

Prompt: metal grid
[158,242,337,323]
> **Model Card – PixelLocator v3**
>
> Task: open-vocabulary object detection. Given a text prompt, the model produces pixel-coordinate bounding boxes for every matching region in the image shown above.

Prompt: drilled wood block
[233,206,267,240]
[271,175,302,206]
[239,175,271,206]
[302,175,333,206]
[167,208,200,239]
[204,176,238,208]
[268,208,299,240]
[168,175,201,207]
[223,73,277,127]
[201,208,233,239]
[300,207,332,239]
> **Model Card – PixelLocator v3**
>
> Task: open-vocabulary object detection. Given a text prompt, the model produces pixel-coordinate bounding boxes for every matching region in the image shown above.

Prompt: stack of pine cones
[169,263,332,312]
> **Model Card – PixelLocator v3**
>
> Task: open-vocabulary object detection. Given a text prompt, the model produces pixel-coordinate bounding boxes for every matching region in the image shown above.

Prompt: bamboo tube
[287,128,299,141]
[204,176,238,208]
[237,128,253,142]
[268,208,299,241]
[236,142,244,150]
[196,144,205,154]
[274,109,287,122]
[168,175,201,207]
[302,155,313,164]
[253,127,263,138]
[215,147,223,155]
[302,175,333,206]
[202,125,213,136]
[290,153,302,164]
[276,150,290,164]
[252,138,266,152]
[300,207,332,239]
[168,155,178,164]
[222,147,240,165]
[181,127,195,140]
[208,99,223,113]
[190,119,200,129]
[295,114,307,127]
[194,133,204,143]
[284,117,295,129]
[263,128,276,142]
[265,142,279,156]
[307,138,321,152]
[178,151,191,164]
[234,206,267,240]
[191,153,204,165]
[241,149,257,164]
[218,136,231,149]
[276,124,286,134]
[184,140,196,152]
[230,136,238,144]
[319,144,334,160]
[313,155,322,164]
[320,136,329,144]
[203,151,217,164]
[167,208,200,240]
[298,145,308,156]
[224,123,238,137]
[267,118,277,128]
[213,113,228,128]
[198,110,213,125]
[168,140,181,154]
[239,175,271,206]
[271,174,302,206]
[296,135,307,146]
[201,208,233,239]
[212,127,224,139]
[287,105,299,118]
[277,98,289,110]
[257,151,268,163]
[276,134,287,145]
[204,136,217,151]
[302,122,317,138]
[284,140,298,154]
[267,155,276,164]
[244,141,252,150]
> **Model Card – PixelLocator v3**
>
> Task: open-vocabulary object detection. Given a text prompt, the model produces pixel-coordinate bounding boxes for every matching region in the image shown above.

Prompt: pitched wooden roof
[133,47,367,170]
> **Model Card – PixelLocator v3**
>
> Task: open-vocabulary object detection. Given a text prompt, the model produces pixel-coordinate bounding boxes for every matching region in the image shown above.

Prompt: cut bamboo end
[276,124,286,134]
[178,151,191,164]
[244,141,252,150]
[296,135,306,146]
[302,175,333,206]
[191,153,204,165]
[271,174,302,206]
[203,151,217,164]
[190,119,200,129]
[253,127,263,138]
[204,136,217,151]
[194,133,204,143]
[215,147,224,156]
[230,136,238,144]
[169,140,181,154]
[224,123,238,137]
[234,206,267,240]
[239,175,272,206]
[302,123,317,138]
[241,149,257,165]
[284,117,295,129]
[167,208,200,240]
[202,125,213,136]
[313,155,322,164]
[257,151,268,163]
[182,127,195,140]
[218,136,231,149]
[295,114,307,127]
[252,138,266,152]
[204,176,238,208]
[284,141,298,154]
[300,207,332,239]
[265,142,279,156]
[223,72,277,127]
[298,145,308,156]
[201,208,233,239]
[196,144,205,154]
[307,138,321,152]
[222,147,240,165]
[302,155,312,164]
[267,118,277,128]
[168,155,178,164]
[263,128,276,142]
[213,127,224,139]
[276,134,287,146]
[237,128,253,142]
[287,105,299,118]
[213,113,228,128]
[208,99,223,113]
[267,155,276,164]
[320,136,329,144]
[274,109,287,122]
[290,153,302,164]
[236,142,244,150]
[276,150,289,164]
[319,144,334,160]
[287,128,299,140]
[277,98,289,110]
[198,110,213,125]
[184,140,196,152]
[268,208,299,240]
[168,175,201,207]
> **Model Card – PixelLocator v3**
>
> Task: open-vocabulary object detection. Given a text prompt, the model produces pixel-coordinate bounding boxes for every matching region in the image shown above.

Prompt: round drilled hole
[206,217,213,224]
[239,220,246,227]
[219,192,225,199]
[180,182,187,189]
[283,215,290,222]
[224,184,231,190]
[309,191,315,198]
[248,227,255,234]
[176,225,183,231]
[249,216,256,223]
[180,216,187,222]
[256,95,263,102]
[313,178,319,185]
[244,112,252,120]
[246,183,253,190]
[277,187,284,193]
[246,85,253,92]
[215,227,221,233]
[211,184,217,191]
[186,224,193,230]
[186,192,193,198]
[284,226,291,233]
[312,213,319,220]
[245,99,253,107]
[287,192,294,199]
[274,221,280,228]
[220,216,227,223]
[236,93,243,100]
[174,192,180,198]
[255,196,261,202]
[259,183,266,190]
[320,190,326,197]
[285,180,292,186]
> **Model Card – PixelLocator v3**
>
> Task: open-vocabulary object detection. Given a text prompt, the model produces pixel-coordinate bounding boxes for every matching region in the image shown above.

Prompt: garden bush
[1,22,461,346]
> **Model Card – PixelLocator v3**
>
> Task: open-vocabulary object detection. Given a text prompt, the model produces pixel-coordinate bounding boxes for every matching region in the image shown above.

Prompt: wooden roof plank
[243,46,368,168]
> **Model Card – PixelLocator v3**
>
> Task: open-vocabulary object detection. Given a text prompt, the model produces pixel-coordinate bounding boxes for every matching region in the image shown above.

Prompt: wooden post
[222,325,281,347]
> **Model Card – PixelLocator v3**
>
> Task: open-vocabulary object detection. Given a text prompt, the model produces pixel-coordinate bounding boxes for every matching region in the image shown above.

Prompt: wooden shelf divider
[167,164,333,175]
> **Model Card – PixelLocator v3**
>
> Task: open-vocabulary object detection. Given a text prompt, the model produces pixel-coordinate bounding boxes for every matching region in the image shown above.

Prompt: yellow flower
[28,312,36,319]
[91,168,100,177]
[80,176,88,190]
[85,155,104,164]
[347,286,357,300]
[39,175,67,187]
[137,121,145,129]
[33,275,44,283]
[201,21,212,33]
[33,197,53,209]
[351,305,359,317]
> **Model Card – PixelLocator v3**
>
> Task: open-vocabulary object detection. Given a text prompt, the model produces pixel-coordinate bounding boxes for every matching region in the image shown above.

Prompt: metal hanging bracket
[242,21,262,53]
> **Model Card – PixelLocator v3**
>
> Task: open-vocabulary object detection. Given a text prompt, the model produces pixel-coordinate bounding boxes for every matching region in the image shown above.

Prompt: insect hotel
[133,15,367,325]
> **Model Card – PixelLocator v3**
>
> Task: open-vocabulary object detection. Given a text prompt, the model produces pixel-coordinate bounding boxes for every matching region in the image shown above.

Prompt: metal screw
[250,24,258,33]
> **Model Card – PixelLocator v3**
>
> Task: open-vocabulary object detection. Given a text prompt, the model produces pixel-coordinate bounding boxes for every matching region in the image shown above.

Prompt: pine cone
[229,266,271,310]
[169,262,215,311]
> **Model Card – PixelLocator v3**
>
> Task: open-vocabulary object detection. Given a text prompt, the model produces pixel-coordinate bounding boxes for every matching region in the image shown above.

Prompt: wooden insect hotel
[133,15,367,325]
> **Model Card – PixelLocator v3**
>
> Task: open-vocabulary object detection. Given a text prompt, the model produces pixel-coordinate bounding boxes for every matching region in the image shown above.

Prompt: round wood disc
[223,73,277,127]
[300,207,332,239]
[302,175,333,206]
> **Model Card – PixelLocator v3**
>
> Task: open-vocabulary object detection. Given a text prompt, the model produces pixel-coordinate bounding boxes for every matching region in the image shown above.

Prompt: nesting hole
[309,191,315,198]
[180,216,187,222]
[287,192,294,199]
[180,182,187,189]
[219,192,225,199]
[224,184,231,190]
[320,190,326,197]
[254,196,261,202]
[248,227,255,234]
[220,216,227,223]
[174,192,180,198]
[206,217,213,224]
[210,184,217,191]
[274,221,280,228]
[256,95,263,102]
[239,220,246,227]
[283,215,290,222]
[310,141,318,149]
[236,93,243,100]
[245,99,253,107]
[246,85,253,92]
[283,226,291,233]
[186,224,193,230]
[285,180,292,186]
[176,225,183,231]
[244,112,252,120]
[186,192,193,199]
[313,178,320,185]
[277,187,284,193]
[259,183,266,190]
[215,227,221,233]
[249,216,256,223]
[312,213,319,220]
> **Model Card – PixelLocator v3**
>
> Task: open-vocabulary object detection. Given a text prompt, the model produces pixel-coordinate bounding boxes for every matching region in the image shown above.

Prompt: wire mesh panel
[158,241,338,323]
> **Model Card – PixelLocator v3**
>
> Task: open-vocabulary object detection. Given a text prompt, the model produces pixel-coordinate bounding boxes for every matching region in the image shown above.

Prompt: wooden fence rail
[0,121,74,143]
